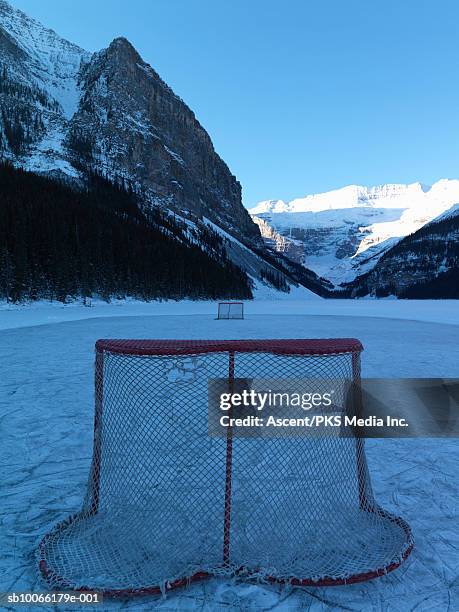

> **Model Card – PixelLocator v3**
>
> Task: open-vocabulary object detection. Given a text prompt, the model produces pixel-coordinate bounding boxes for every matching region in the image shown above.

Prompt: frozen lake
[0,300,458,610]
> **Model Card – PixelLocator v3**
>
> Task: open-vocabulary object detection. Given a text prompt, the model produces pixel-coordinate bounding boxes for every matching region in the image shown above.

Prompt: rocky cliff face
[67,37,258,238]
[0,0,258,242]
[252,215,305,264]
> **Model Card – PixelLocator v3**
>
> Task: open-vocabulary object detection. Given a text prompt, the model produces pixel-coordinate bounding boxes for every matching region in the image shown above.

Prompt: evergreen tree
[0,163,253,303]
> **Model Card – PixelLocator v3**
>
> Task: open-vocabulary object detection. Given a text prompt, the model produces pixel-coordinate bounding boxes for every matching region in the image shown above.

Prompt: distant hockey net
[38,339,413,597]
[217,302,244,319]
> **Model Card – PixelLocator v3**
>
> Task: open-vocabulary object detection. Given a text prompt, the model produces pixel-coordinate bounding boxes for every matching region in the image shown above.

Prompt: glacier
[250,180,459,285]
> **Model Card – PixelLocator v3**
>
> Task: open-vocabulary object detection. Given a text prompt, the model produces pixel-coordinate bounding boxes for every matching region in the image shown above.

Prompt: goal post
[38,338,413,597]
[217,302,244,319]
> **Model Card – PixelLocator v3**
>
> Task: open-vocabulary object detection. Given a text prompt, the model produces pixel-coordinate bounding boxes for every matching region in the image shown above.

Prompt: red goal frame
[38,338,413,598]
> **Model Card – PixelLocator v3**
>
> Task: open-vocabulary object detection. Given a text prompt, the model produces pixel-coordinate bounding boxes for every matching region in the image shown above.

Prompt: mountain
[0,0,321,300]
[250,181,459,288]
[67,36,260,239]
[0,0,258,240]
[342,206,459,298]
[4,0,454,301]
[0,0,89,175]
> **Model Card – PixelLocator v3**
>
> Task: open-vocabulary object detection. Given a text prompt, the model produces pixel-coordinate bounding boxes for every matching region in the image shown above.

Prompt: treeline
[260,267,290,292]
[340,213,459,298]
[400,268,459,299]
[0,163,253,302]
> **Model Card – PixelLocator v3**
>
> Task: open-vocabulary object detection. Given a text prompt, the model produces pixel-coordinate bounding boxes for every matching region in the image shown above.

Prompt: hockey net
[217,302,244,319]
[38,339,413,596]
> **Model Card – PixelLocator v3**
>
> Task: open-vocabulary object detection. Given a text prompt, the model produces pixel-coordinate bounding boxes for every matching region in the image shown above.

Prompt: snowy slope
[428,202,459,225]
[250,180,459,286]
[0,0,90,175]
[202,218,322,299]
[0,0,89,115]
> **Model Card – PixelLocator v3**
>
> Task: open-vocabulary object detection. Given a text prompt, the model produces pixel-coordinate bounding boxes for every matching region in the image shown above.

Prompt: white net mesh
[218,303,244,319]
[38,339,413,597]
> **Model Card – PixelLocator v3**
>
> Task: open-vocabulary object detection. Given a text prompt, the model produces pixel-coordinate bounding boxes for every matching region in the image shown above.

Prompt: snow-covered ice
[2,297,459,331]
[0,299,458,610]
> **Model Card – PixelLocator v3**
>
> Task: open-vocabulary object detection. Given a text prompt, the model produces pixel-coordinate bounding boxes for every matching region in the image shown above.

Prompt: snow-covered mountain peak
[251,180,459,217]
[428,178,459,196]
[250,179,459,286]
[250,199,288,214]
[0,0,85,59]
[0,0,90,117]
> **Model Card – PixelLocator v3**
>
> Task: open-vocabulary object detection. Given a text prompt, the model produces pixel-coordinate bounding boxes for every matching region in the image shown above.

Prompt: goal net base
[38,339,413,597]
[39,506,412,595]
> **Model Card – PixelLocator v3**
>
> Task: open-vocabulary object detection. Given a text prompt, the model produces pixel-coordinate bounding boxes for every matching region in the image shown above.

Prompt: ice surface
[0,300,458,610]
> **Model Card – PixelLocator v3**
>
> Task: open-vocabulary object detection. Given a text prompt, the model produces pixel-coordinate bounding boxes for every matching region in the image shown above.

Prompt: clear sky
[9,0,459,207]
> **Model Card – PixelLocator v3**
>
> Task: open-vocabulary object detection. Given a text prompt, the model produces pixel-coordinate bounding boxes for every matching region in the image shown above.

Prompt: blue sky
[10,0,459,207]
